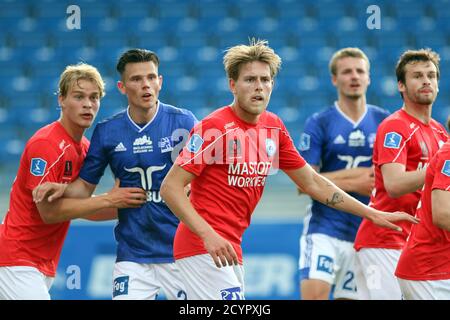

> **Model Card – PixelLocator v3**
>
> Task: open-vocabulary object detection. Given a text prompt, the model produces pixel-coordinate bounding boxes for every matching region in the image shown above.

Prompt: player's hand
[369,210,420,232]
[33,182,67,203]
[104,179,147,208]
[203,230,239,268]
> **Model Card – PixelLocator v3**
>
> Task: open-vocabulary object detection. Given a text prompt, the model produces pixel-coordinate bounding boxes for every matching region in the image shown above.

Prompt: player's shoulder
[97,109,127,126]
[379,109,410,129]
[367,104,390,117]
[159,101,195,119]
[26,122,65,153]
[304,105,336,126]
[196,106,231,129]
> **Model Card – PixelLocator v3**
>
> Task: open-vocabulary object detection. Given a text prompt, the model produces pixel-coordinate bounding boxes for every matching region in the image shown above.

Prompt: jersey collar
[334,101,367,128]
[126,101,161,133]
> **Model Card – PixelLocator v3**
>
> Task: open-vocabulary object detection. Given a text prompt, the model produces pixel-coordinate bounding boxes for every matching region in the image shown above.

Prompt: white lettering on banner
[87,255,115,298]
[244,254,296,297]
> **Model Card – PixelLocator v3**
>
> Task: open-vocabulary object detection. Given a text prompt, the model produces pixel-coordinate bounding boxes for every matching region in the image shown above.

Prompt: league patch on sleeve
[298,133,310,151]
[441,160,450,177]
[30,158,47,176]
[186,134,204,153]
[383,132,402,149]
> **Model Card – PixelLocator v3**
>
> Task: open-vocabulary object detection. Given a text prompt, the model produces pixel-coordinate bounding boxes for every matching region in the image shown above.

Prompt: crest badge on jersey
[441,160,450,177]
[265,138,276,157]
[383,132,402,149]
[187,134,204,153]
[30,158,47,176]
[299,133,310,151]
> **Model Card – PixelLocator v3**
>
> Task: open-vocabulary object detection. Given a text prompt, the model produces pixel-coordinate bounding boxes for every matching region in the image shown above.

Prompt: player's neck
[336,96,366,122]
[230,103,260,125]
[128,102,158,125]
[58,118,84,142]
[402,101,432,125]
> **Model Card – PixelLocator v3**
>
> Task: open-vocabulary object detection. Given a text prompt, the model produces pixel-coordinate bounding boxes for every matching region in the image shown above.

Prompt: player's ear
[117,81,126,94]
[229,78,236,94]
[58,94,64,108]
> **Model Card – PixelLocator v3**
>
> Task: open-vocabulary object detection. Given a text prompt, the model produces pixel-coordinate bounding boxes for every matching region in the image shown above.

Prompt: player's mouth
[350,84,360,89]
[142,93,153,100]
[80,113,94,120]
[419,88,433,94]
[251,95,264,102]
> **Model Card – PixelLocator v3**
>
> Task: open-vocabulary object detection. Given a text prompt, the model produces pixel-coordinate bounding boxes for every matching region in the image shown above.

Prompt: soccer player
[297,48,389,300]
[395,121,450,299]
[353,49,448,299]
[34,49,197,300]
[0,63,147,300]
[160,39,418,300]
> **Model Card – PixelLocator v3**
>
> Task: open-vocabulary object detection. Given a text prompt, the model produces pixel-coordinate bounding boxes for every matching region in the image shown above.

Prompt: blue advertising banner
[50,221,303,300]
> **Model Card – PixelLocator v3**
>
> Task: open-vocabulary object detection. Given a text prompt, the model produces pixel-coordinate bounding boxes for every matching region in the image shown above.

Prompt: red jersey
[354,109,448,251]
[174,106,306,262]
[0,121,89,277]
[396,140,450,280]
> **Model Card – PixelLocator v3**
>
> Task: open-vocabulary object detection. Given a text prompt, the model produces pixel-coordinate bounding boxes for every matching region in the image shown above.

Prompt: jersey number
[337,155,372,169]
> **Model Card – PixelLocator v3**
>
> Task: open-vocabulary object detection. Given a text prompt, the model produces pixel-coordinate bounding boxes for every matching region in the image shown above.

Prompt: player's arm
[432,189,450,231]
[160,164,238,268]
[381,163,426,198]
[284,164,419,230]
[298,166,374,196]
[36,179,147,224]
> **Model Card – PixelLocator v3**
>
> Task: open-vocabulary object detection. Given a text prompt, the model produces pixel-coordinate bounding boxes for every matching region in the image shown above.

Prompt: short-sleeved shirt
[354,109,448,251]
[396,140,450,280]
[174,106,306,263]
[0,121,89,277]
[299,103,389,242]
[79,102,197,263]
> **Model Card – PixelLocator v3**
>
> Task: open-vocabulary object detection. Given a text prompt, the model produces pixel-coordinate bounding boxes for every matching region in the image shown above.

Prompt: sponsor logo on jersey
[228,138,242,159]
[383,132,402,149]
[63,160,72,177]
[114,142,127,152]
[441,160,450,177]
[333,134,346,144]
[30,158,47,176]
[298,133,310,151]
[220,286,244,300]
[59,139,66,150]
[317,255,333,274]
[133,135,153,153]
[224,121,236,130]
[158,136,173,153]
[187,134,204,153]
[113,275,129,297]
[348,130,365,147]
[265,138,276,157]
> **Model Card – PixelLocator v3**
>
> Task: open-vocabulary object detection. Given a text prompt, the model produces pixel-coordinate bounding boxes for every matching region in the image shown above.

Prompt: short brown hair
[396,48,440,84]
[223,38,281,81]
[116,48,159,77]
[329,47,370,76]
[58,63,105,98]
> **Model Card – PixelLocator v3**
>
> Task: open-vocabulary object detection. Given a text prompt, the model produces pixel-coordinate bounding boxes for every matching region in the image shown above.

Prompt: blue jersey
[298,103,389,242]
[79,102,197,263]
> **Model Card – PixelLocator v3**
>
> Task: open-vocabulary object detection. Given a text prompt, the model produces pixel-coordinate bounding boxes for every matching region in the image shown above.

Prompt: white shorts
[112,261,186,300]
[397,278,450,300]
[355,248,402,300]
[176,253,245,300]
[299,233,358,299]
[0,266,54,300]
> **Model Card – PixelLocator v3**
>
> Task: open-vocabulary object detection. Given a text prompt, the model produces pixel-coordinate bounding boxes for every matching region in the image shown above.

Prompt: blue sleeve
[79,125,109,185]
[298,115,323,166]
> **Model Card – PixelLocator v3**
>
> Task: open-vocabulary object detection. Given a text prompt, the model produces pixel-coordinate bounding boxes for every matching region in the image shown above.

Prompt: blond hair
[329,47,370,76]
[58,63,105,98]
[223,38,282,81]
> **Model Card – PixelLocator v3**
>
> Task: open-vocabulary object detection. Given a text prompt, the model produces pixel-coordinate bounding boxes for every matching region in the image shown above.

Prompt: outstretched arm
[35,179,147,224]
[160,164,238,268]
[286,164,419,231]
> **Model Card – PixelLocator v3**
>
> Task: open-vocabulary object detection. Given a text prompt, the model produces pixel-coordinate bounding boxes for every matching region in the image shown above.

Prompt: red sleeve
[432,152,450,192]
[176,120,225,176]
[24,139,63,190]
[376,119,411,166]
[277,120,306,170]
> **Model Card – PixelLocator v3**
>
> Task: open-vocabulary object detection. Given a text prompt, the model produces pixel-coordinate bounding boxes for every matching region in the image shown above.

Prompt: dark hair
[396,48,440,84]
[116,49,159,76]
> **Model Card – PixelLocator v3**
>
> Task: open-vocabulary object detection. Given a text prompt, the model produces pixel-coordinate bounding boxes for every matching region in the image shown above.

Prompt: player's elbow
[160,177,172,203]
[432,210,450,231]
[384,181,403,198]
[36,203,59,224]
